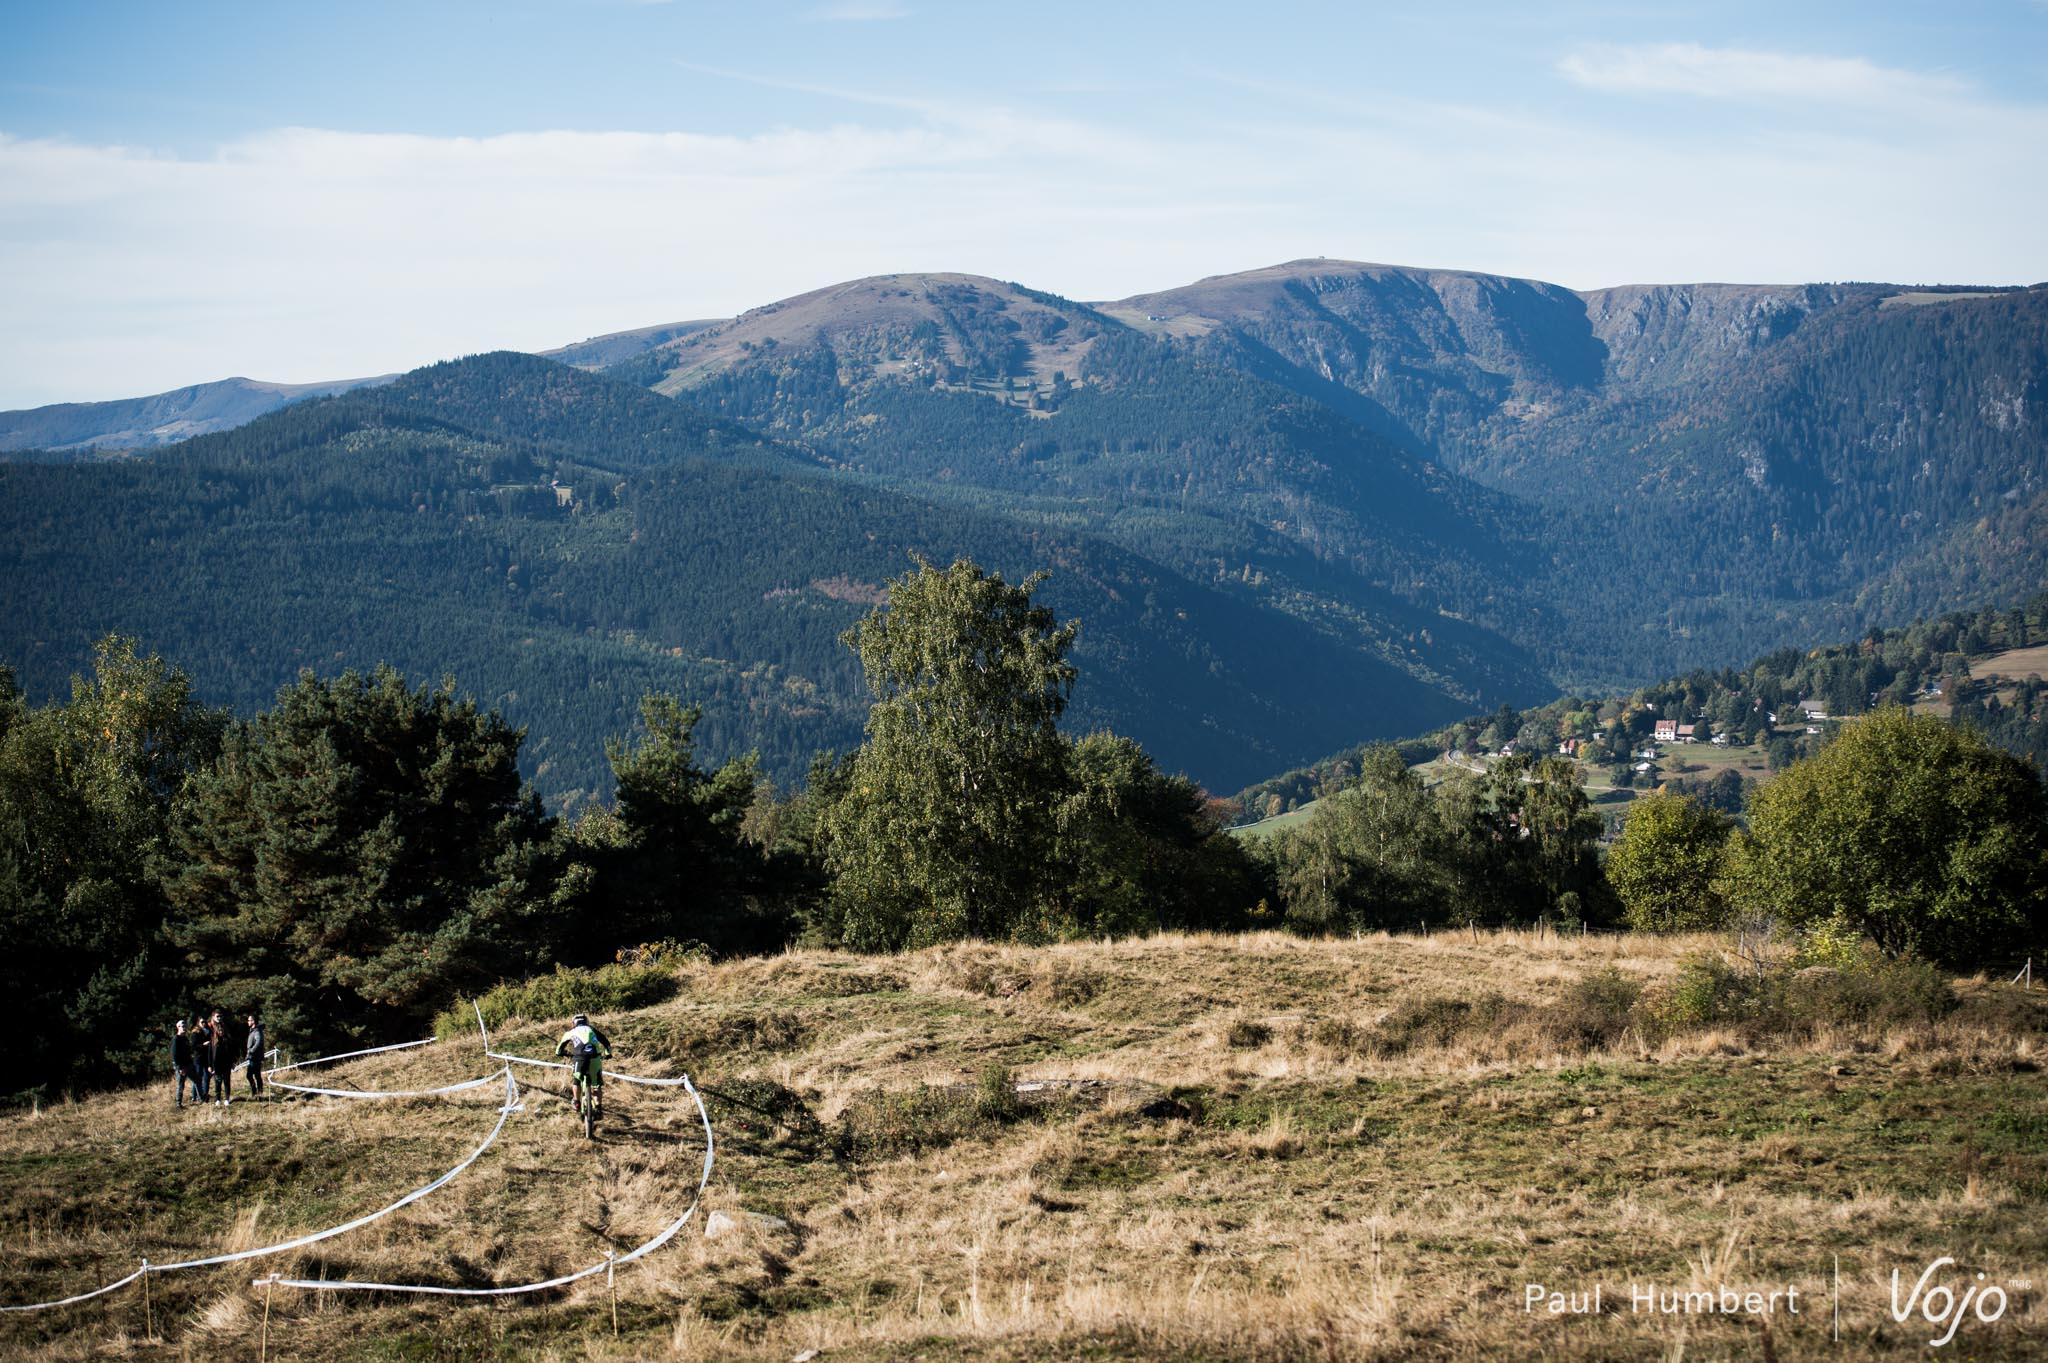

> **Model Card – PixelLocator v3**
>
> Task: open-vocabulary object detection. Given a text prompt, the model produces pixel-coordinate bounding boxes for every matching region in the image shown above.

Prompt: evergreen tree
[582,694,786,957]
[1051,731,1262,938]
[164,667,552,1048]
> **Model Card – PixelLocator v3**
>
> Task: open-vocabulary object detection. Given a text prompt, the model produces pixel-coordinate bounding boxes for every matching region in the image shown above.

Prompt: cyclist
[556,1012,613,1121]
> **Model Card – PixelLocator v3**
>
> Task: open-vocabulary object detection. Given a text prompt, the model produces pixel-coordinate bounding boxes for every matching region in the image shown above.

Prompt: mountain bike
[570,1061,602,1139]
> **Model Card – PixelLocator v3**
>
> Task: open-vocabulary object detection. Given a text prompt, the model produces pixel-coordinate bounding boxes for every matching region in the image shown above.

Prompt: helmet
[572,1013,588,1025]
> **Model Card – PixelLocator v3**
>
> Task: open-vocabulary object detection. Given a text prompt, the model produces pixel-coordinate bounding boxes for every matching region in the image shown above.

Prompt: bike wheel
[583,1095,594,1140]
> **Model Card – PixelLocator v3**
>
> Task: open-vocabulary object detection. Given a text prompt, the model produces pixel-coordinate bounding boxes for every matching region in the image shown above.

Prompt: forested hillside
[1235,591,2048,820]
[0,352,1478,801]
[620,263,2046,702]
[4,260,2042,804]
[1110,263,2048,683]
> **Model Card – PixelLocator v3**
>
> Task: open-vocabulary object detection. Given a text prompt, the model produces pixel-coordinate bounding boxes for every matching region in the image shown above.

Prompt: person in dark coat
[243,1013,267,1100]
[207,1008,235,1106]
[191,1013,213,1102]
[171,1019,201,1108]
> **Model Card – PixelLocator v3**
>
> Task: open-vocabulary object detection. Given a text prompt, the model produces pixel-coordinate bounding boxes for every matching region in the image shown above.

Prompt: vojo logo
[1891,1257,2022,1349]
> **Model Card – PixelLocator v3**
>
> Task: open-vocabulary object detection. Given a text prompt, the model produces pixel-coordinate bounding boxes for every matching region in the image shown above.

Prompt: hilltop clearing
[5,930,2046,1360]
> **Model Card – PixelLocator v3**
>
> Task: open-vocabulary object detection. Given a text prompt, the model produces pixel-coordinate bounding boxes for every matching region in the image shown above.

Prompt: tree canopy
[1605,791,1736,932]
[1731,707,2048,965]
[164,667,555,1047]
[823,559,1079,948]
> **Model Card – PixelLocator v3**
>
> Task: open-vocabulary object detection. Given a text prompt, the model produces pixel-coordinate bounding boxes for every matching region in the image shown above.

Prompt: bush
[436,961,681,1038]
[1225,1017,1274,1049]
[1641,953,1758,1036]
[835,1065,1026,1159]
[1734,708,2048,966]
[708,1078,830,1163]
[1297,1016,1363,1055]
[1041,961,1102,1007]
[1784,953,1956,1028]
[1545,968,1642,1049]
[1641,944,1955,1042]
[1368,994,1513,1057]
[638,1009,810,1063]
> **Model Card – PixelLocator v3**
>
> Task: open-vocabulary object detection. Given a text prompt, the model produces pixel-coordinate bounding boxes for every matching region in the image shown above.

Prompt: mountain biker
[556,1013,613,1120]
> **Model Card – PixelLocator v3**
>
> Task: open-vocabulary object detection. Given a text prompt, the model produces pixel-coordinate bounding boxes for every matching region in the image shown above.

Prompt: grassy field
[1974,645,2048,686]
[4,931,2046,1361]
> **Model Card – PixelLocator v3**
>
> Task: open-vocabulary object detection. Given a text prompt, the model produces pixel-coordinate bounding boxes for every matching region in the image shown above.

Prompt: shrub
[1041,961,1103,1007]
[639,1009,810,1062]
[1733,708,2048,966]
[1642,943,1956,1041]
[835,1065,1026,1159]
[1297,1016,1364,1055]
[1225,1017,1274,1049]
[1545,968,1642,1049]
[1645,953,1758,1034]
[1784,953,1955,1028]
[436,961,681,1037]
[1368,994,1513,1057]
[709,1078,830,1163]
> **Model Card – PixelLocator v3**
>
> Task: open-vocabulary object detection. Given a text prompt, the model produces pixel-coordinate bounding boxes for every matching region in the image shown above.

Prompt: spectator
[208,1008,235,1107]
[244,1013,267,1101]
[171,1019,201,1108]
[191,1012,214,1103]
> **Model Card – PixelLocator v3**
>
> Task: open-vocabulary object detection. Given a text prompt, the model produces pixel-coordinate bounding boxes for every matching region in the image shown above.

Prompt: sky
[2,0,2045,408]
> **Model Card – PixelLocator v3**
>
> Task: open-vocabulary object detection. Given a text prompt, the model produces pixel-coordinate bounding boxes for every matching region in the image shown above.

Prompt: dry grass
[5,928,2047,1360]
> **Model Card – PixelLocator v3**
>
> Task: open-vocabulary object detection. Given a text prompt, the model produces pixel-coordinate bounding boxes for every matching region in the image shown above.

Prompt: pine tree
[164,667,552,1048]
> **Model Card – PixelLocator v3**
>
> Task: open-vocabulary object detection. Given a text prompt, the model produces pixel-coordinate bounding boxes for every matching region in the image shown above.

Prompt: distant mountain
[618,262,2046,694]
[0,351,1489,802]
[538,318,721,369]
[631,271,1555,709]
[6,260,2040,804]
[0,373,397,454]
[1100,261,2047,683]
[0,317,719,455]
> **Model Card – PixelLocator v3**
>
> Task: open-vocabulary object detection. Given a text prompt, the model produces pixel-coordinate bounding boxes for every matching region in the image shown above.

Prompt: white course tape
[264,1034,491,1099]
[0,1267,149,1314]
[265,1072,714,1297]
[267,1070,506,1101]
[490,1050,698,1088]
[265,1037,435,1077]
[1,1068,520,1314]
[473,998,697,1088]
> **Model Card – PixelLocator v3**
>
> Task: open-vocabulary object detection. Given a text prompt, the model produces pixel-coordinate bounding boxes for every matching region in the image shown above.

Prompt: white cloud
[1557,42,1969,106]
[2,65,2045,407]
[806,2,910,20]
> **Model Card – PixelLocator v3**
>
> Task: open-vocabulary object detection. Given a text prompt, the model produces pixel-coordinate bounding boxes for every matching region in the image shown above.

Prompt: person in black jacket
[243,1013,267,1101]
[191,1013,213,1102]
[207,1008,235,1107]
[171,1019,201,1108]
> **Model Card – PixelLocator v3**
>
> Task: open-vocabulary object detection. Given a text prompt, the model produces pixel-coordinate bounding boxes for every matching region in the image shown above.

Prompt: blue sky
[3,0,2044,407]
